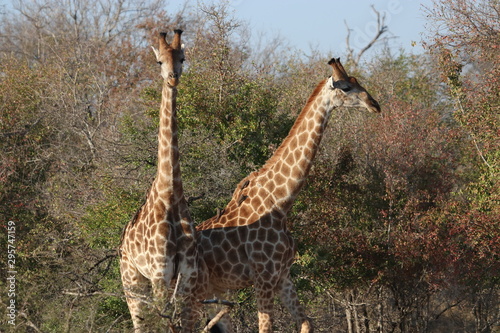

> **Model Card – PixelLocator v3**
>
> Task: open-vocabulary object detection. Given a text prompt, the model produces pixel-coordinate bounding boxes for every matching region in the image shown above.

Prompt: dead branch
[345,5,389,69]
[201,298,236,307]
[202,306,231,333]
[187,192,205,204]
[18,312,43,333]
[62,290,123,298]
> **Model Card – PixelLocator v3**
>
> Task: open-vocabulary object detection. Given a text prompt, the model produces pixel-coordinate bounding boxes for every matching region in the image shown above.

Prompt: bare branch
[345,5,389,68]
[187,192,205,204]
[18,312,43,333]
[434,299,465,321]
[355,6,388,63]
[62,290,123,297]
[344,19,354,64]
[201,298,236,307]
[202,306,231,333]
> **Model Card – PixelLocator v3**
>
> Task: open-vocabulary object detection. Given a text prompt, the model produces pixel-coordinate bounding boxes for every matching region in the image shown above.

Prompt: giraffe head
[327,58,381,113]
[152,29,185,87]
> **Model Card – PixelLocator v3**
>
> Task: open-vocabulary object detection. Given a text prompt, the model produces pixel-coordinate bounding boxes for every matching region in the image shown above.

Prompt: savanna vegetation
[0,0,498,332]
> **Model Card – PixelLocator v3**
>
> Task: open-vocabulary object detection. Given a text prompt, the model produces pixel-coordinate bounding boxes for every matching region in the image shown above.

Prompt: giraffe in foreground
[197,58,381,333]
[119,30,206,332]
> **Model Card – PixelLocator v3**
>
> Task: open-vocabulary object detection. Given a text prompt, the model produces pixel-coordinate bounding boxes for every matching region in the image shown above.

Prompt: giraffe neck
[259,79,332,211]
[153,81,196,243]
[154,82,184,205]
[196,79,334,230]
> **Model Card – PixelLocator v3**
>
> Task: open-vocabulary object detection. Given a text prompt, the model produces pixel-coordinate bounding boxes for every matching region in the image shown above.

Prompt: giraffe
[196,58,381,333]
[119,30,206,332]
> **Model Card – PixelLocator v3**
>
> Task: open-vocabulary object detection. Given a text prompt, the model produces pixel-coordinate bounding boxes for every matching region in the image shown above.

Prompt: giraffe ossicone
[197,57,380,333]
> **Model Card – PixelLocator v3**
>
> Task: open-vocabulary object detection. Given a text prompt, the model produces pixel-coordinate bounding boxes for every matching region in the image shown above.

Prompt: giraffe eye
[157,61,162,65]
[340,86,352,92]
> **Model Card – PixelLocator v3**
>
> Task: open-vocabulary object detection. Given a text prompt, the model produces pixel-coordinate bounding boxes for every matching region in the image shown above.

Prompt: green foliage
[177,68,294,174]
[81,186,142,249]
[97,262,130,318]
[0,58,51,224]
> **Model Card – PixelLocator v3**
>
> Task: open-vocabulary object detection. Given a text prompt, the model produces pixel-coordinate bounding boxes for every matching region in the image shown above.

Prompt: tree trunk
[361,303,370,333]
[345,291,354,333]
[352,291,361,333]
[376,288,384,333]
[346,303,354,333]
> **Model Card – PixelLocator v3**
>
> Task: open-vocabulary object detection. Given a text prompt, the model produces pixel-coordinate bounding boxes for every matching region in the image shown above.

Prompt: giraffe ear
[151,46,160,62]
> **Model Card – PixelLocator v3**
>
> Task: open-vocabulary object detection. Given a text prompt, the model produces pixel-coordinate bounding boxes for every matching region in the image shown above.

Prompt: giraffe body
[119,30,207,332]
[197,58,380,333]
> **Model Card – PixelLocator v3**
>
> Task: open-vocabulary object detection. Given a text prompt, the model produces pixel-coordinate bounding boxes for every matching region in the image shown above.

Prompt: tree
[424,1,500,331]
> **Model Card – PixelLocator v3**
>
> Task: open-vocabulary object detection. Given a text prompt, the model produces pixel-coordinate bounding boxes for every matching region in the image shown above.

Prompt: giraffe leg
[278,276,313,333]
[120,257,151,332]
[179,294,202,333]
[151,259,200,332]
[150,259,175,317]
[256,296,274,333]
[175,254,200,332]
[255,278,276,333]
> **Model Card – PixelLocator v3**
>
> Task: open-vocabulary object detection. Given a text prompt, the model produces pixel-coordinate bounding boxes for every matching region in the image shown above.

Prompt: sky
[169,0,435,59]
[0,0,435,58]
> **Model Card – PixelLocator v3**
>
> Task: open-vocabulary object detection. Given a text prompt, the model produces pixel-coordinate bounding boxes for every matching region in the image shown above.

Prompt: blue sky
[171,0,435,59]
[1,0,435,59]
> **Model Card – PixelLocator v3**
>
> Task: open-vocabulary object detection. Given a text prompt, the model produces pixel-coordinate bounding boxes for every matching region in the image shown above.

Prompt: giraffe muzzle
[168,72,180,87]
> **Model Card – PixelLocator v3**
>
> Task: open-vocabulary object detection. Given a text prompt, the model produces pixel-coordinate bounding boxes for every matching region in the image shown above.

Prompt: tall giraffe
[119,30,205,332]
[197,58,381,333]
